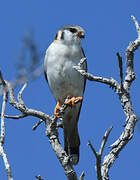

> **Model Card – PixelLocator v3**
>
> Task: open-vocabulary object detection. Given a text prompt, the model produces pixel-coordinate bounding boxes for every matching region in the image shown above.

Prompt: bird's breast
[46,43,85,103]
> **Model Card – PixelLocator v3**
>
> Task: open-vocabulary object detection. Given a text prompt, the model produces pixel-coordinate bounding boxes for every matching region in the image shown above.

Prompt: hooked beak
[77,31,85,39]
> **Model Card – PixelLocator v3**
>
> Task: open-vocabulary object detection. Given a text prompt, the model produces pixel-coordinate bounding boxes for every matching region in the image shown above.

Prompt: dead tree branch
[74,16,139,180]
[0,72,13,180]
[0,76,83,180]
[116,52,123,89]
[79,172,85,180]
[88,126,113,180]
[35,175,44,180]
[0,113,27,119]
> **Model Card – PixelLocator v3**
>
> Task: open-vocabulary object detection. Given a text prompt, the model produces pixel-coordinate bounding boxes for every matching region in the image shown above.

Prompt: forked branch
[88,126,113,180]
[74,16,139,180]
[0,75,83,180]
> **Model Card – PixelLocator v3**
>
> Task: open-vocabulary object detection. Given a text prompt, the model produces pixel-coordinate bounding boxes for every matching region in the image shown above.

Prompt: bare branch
[73,64,119,91]
[17,82,27,106]
[35,175,44,180]
[1,78,79,180]
[99,126,113,156]
[0,71,6,86]
[74,16,140,180]
[0,72,13,180]
[87,141,98,159]
[131,15,140,38]
[88,127,113,180]
[78,57,87,67]
[6,81,49,120]
[0,72,7,145]
[0,113,27,119]
[79,171,85,180]
[124,16,140,91]
[0,146,13,180]
[45,115,78,180]
[88,140,102,180]
[116,52,123,89]
[101,16,139,180]
[32,119,44,130]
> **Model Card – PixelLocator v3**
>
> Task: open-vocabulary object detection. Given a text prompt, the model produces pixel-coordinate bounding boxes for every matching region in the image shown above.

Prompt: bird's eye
[69,28,77,33]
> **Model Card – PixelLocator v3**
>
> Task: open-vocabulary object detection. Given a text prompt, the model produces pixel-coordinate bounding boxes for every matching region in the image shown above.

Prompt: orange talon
[54,101,61,118]
[66,97,83,107]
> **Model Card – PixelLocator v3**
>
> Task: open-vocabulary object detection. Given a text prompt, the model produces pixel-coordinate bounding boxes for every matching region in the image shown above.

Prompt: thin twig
[87,141,98,159]
[35,175,44,180]
[116,52,123,89]
[6,81,49,120]
[79,171,85,180]
[88,141,102,180]
[99,126,113,156]
[0,113,27,119]
[32,119,44,130]
[131,15,140,38]
[17,82,27,106]
[78,57,87,67]
[88,127,113,180]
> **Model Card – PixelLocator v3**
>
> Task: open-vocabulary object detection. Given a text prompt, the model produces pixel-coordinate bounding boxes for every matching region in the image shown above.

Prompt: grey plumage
[44,25,87,165]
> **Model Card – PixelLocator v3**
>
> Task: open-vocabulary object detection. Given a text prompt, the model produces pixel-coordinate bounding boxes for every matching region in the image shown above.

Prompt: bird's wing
[81,47,87,92]
[64,47,87,161]
[75,47,87,122]
[44,53,48,82]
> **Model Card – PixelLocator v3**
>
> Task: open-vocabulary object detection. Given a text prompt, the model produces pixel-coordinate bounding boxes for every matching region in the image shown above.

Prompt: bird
[44,25,87,165]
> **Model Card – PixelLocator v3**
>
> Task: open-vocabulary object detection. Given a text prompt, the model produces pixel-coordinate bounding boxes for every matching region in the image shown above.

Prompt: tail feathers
[64,146,79,165]
[63,103,81,165]
[70,147,79,165]
[64,126,80,165]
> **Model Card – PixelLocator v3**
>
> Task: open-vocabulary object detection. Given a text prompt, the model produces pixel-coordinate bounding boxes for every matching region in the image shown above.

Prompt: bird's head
[55,25,85,45]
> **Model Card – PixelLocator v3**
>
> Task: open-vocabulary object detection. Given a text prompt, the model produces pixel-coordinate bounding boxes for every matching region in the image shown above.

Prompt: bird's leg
[66,97,83,107]
[54,101,61,118]
[54,97,83,117]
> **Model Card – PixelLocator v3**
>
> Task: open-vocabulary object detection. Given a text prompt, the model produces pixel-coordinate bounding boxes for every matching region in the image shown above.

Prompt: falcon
[44,25,87,165]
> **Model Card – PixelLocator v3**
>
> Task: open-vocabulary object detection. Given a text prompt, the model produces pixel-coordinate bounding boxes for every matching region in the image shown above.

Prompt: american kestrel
[44,25,87,165]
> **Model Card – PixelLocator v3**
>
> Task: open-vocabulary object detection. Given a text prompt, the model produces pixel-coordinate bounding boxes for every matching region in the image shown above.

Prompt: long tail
[63,104,81,165]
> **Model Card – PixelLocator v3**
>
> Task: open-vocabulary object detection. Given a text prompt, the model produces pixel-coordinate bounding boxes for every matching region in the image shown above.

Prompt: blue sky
[0,0,140,179]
